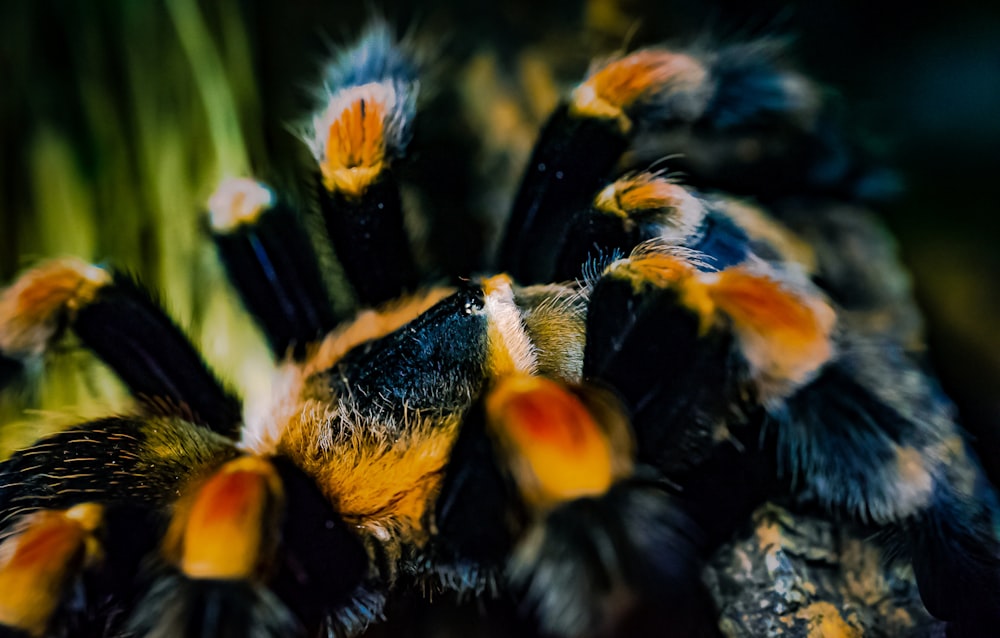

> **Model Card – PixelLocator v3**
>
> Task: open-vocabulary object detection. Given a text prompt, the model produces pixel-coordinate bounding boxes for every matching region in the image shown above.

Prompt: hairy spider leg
[305,25,420,308]
[499,49,709,283]
[553,172,754,282]
[0,259,242,435]
[209,177,342,361]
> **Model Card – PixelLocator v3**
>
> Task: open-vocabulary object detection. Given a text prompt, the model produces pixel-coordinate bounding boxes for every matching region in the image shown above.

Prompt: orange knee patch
[171,456,283,581]
[708,268,835,396]
[0,504,103,636]
[570,49,707,130]
[0,258,110,356]
[594,173,702,227]
[318,84,392,198]
[607,251,696,292]
[485,375,632,512]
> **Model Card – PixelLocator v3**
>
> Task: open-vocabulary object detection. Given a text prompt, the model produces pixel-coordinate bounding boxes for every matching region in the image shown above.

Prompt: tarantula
[1,18,999,638]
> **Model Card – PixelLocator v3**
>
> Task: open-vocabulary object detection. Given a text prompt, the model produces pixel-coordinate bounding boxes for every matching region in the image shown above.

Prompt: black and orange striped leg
[499,50,711,284]
[0,504,105,638]
[435,374,729,636]
[485,378,713,636]
[583,254,736,470]
[552,173,755,282]
[2,504,160,638]
[774,347,1000,635]
[130,456,296,638]
[209,177,341,360]
[0,260,242,435]
[577,250,798,541]
[304,26,421,308]
[0,419,374,637]
[0,414,238,635]
[584,249,835,471]
[631,43,899,202]
[129,455,369,638]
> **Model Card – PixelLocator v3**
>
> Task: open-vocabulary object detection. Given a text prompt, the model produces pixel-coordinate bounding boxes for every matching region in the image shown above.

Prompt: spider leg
[0,503,103,638]
[209,177,342,360]
[500,37,861,285]
[774,342,1000,634]
[126,455,299,638]
[433,374,740,636]
[553,167,919,359]
[499,101,629,283]
[583,250,836,470]
[0,417,237,530]
[0,415,238,635]
[627,42,892,203]
[554,172,761,281]
[304,23,420,308]
[529,250,833,633]
[0,259,242,435]
[499,49,710,283]
[0,415,375,637]
[266,457,375,638]
[583,252,736,470]
[212,23,425,354]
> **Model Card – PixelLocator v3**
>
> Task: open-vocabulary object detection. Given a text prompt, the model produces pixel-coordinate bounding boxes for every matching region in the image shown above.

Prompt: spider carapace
[1,19,999,638]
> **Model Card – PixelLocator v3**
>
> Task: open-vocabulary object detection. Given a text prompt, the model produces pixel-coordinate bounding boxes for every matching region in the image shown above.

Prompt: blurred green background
[1,0,998,476]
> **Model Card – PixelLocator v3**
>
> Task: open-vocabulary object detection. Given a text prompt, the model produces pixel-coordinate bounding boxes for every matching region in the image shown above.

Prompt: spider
[1,16,999,638]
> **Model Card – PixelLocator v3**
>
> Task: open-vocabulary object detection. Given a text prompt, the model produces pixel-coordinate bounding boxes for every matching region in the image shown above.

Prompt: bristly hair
[127,574,299,638]
[322,19,420,94]
[0,258,111,360]
[580,249,625,290]
[305,81,418,171]
[703,39,822,130]
[508,481,704,637]
[323,583,386,638]
[593,171,707,240]
[572,48,713,127]
[302,21,421,184]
